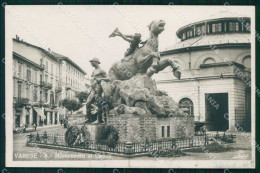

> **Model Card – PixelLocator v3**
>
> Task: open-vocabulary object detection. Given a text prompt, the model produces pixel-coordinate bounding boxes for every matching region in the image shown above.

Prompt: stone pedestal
[85,124,106,141]
[107,113,194,142]
[107,114,157,142]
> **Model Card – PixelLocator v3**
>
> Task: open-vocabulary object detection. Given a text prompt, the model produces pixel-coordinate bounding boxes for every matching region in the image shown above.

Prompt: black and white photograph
[4,4,255,168]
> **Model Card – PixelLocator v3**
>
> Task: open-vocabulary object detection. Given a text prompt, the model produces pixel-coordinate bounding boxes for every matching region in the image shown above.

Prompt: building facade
[50,52,87,101]
[13,36,87,129]
[154,11,251,132]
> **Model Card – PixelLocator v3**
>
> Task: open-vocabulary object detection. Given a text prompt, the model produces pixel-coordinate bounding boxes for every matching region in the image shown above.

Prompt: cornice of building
[161,42,250,56]
[13,52,44,70]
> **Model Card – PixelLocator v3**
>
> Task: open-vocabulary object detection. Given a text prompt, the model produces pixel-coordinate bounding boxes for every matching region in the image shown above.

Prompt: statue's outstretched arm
[124,35,134,38]
[118,33,133,42]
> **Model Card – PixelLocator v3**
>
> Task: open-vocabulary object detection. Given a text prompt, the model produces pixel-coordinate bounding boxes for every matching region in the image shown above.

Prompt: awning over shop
[33,107,45,120]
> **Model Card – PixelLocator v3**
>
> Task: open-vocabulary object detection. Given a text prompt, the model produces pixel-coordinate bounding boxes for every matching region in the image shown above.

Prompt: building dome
[176,11,250,40]
[164,11,251,51]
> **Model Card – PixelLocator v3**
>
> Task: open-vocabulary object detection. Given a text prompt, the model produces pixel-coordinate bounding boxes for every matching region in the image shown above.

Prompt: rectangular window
[40,74,43,83]
[40,90,42,101]
[189,30,193,37]
[212,24,216,33]
[50,92,54,105]
[187,31,190,38]
[51,64,53,74]
[26,67,31,82]
[35,70,37,84]
[34,86,37,102]
[229,22,239,32]
[212,23,222,33]
[18,62,22,77]
[167,126,170,137]
[182,33,186,40]
[201,25,206,34]
[45,90,48,102]
[161,126,165,137]
[18,83,22,101]
[26,87,29,99]
[46,61,48,72]
[51,77,53,84]
[45,75,48,83]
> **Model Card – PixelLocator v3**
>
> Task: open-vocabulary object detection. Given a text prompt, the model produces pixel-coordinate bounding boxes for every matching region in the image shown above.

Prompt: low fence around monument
[26,132,236,155]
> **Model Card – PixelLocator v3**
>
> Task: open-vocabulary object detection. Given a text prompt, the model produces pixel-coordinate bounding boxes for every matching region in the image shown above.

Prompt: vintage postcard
[5,4,255,168]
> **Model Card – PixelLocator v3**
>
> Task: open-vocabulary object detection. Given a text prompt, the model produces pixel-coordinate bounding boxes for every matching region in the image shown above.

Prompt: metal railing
[40,81,52,89]
[26,132,236,155]
[55,86,62,93]
[13,97,31,106]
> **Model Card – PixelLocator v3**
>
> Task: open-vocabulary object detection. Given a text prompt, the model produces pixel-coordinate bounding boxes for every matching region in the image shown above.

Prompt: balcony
[66,84,71,90]
[55,86,62,93]
[40,81,52,90]
[13,97,31,108]
[32,100,45,107]
[50,104,58,109]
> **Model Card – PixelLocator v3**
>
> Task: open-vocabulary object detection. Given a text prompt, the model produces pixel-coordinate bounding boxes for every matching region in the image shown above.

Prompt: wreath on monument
[65,126,91,147]
[65,126,80,146]
[99,125,119,148]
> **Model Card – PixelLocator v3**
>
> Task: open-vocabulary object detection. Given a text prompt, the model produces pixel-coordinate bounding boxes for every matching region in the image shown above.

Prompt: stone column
[21,107,26,125]
[47,112,50,125]
[29,108,33,126]
[52,112,55,125]
[227,91,237,132]
[57,112,60,125]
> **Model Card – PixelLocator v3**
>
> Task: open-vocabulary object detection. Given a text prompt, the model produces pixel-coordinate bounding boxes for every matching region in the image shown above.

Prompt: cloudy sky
[6,5,253,77]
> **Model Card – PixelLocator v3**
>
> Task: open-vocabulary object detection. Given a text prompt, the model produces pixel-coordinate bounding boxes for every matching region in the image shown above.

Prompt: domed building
[155,11,251,132]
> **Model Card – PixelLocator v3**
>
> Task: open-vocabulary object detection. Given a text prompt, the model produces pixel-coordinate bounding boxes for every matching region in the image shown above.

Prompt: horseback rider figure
[109,28,146,62]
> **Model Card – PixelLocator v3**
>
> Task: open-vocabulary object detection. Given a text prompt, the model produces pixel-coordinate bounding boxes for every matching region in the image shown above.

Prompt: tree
[76,91,89,105]
[61,98,81,114]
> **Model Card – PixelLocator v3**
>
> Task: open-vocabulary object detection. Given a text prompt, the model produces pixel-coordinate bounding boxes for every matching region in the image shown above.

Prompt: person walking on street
[33,123,37,131]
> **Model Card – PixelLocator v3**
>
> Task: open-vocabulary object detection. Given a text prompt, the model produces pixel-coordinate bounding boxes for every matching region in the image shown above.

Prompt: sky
[6,5,253,77]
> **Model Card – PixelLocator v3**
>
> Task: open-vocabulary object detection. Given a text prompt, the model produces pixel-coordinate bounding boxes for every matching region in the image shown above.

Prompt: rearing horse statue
[108,20,181,81]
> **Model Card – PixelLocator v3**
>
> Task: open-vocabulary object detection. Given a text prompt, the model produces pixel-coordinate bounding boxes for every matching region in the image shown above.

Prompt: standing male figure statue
[85,57,110,124]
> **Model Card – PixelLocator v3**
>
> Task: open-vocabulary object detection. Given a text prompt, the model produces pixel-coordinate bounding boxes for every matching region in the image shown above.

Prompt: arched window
[179,98,194,116]
[203,57,216,64]
[242,56,251,69]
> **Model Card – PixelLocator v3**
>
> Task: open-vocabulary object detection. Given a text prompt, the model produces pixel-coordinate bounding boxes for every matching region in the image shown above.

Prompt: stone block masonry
[107,114,194,142]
